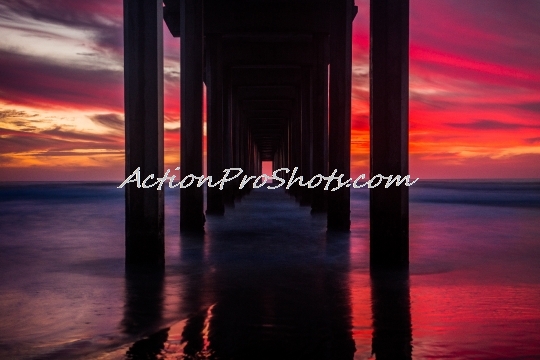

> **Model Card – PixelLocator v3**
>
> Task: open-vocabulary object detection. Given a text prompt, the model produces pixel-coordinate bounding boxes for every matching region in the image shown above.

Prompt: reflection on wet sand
[370,270,412,360]
[122,266,165,336]
[123,239,357,358]
[122,266,166,358]
[3,184,539,358]
[121,235,415,360]
[121,190,359,359]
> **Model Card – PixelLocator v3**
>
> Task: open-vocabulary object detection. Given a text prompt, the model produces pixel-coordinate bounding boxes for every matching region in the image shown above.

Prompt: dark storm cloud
[525,137,540,144]
[95,31,123,53]
[90,113,124,132]
[411,0,540,72]
[0,130,62,155]
[0,110,37,119]
[0,0,123,53]
[33,150,122,157]
[41,126,121,144]
[0,50,123,110]
[445,119,539,130]
[0,126,123,154]
[514,102,540,114]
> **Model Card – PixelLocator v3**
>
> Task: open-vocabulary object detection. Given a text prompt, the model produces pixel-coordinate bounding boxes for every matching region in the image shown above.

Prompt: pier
[123,0,409,269]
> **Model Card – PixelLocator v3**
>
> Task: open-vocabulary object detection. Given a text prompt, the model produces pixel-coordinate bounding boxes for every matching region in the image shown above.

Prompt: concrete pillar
[256,148,261,175]
[300,67,312,206]
[247,131,252,176]
[251,134,256,177]
[124,0,164,265]
[241,116,248,178]
[222,66,235,206]
[238,118,249,197]
[370,0,409,268]
[273,149,279,174]
[328,0,353,230]
[311,34,329,213]
[205,35,225,215]
[180,0,205,231]
[231,92,241,199]
[291,91,302,199]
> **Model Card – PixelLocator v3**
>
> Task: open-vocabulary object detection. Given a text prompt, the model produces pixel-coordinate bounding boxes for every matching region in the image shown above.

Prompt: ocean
[0,181,539,359]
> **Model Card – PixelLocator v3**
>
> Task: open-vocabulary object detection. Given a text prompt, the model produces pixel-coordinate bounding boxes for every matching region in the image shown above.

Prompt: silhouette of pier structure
[123,0,409,269]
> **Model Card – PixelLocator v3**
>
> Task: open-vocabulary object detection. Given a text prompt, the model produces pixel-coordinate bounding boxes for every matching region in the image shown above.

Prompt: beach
[0,181,539,359]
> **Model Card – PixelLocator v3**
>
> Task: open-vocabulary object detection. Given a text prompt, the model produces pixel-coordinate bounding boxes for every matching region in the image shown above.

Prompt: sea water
[0,181,539,359]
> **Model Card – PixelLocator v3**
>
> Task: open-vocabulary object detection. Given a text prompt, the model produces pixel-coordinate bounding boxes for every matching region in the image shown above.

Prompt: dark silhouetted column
[300,67,312,206]
[290,96,302,198]
[222,66,235,206]
[370,0,409,268]
[311,34,329,213]
[180,0,205,231]
[328,0,353,230]
[124,0,164,265]
[206,35,225,215]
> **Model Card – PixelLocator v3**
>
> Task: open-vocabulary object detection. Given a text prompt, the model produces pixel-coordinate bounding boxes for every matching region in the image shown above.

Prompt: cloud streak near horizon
[0,0,539,180]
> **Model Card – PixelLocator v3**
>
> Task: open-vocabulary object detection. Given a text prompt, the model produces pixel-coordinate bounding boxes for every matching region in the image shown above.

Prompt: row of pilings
[123,0,409,270]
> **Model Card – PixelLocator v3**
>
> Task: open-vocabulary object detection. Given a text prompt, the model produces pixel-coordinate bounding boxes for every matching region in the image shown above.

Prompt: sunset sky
[0,0,539,181]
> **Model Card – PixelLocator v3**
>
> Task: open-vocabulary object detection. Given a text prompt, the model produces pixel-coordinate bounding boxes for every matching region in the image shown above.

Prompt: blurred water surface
[0,181,539,359]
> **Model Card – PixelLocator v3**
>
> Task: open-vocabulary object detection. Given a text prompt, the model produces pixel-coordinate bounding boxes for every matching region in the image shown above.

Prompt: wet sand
[0,182,539,359]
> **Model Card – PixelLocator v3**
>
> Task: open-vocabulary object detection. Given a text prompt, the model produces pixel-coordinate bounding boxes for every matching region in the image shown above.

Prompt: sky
[0,0,539,181]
